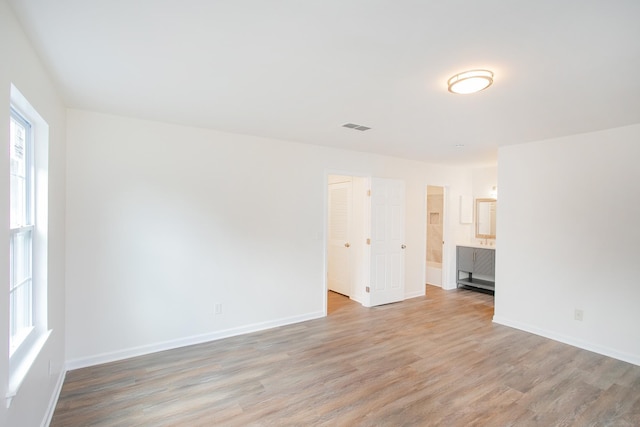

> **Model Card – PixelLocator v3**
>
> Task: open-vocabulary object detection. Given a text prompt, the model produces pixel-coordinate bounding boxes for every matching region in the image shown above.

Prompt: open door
[327,178,352,296]
[368,178,405,306]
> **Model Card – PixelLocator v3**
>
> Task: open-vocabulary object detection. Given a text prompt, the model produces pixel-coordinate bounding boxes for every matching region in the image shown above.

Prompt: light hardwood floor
[52,286,640,426]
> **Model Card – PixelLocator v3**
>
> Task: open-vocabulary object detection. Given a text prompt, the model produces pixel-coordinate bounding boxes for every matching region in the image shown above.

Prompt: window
[6,84,50,405]
[9,108,34,355]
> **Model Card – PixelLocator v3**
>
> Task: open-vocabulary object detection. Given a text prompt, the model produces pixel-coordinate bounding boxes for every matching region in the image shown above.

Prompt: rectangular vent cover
[342,123,371,131]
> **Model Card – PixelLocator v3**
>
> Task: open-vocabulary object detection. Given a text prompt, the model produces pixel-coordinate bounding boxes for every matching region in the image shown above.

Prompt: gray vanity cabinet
[456,246,495,292]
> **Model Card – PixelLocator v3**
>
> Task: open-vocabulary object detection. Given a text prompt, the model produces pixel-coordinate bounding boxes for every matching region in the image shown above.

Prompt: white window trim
[6,84,51,408]
[6,330,51,407]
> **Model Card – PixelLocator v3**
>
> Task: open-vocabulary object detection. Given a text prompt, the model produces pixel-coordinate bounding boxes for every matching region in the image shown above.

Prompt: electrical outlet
[214,303,223,315]
[574,309,584,321]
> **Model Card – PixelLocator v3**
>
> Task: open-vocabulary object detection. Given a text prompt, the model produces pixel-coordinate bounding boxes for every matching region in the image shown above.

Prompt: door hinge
[367,189,371,196]
[366,238,371,245]
[366,286,370,293]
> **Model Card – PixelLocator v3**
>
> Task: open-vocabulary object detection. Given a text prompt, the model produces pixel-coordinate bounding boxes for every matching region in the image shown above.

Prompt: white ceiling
[9,0,640,165]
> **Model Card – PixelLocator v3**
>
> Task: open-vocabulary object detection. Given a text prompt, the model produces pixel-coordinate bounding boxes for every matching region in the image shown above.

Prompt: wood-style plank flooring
[51,286,640,426]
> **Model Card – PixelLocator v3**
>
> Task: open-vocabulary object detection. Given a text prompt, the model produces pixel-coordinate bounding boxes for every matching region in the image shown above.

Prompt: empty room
[1,0,639,426]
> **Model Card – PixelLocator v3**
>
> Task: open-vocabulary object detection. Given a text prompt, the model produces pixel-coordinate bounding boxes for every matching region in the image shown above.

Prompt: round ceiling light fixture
[447,69,494,94]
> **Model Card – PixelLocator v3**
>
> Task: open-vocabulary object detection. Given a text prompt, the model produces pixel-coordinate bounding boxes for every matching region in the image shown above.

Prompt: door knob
[344,242,351,248]
[401,244,406,249]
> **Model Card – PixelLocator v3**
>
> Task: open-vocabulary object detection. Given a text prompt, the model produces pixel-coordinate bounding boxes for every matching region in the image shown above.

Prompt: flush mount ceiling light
[447,69,494,94]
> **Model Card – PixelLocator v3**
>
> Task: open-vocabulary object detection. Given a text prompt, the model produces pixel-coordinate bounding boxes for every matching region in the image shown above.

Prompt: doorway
[327,175,354,297]
[426,185,444,287]
[327,175,368,304]
[326,174,406,311]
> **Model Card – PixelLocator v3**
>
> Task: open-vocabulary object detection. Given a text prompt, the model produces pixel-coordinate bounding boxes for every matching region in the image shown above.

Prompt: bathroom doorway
[426,185,444,287]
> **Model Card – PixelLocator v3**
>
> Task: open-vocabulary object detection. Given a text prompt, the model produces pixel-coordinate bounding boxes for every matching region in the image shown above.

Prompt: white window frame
[9,107,35,355]
[6,84,50,408]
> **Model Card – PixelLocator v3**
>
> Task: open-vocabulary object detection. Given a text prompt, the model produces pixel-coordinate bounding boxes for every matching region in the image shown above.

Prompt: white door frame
[327,178,353,296]
[423,184,451,291]
[442,185,452,290]
[323,170,371,314]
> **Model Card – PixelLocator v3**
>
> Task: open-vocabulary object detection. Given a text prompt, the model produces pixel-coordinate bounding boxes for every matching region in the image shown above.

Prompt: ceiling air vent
[342,123,371,131]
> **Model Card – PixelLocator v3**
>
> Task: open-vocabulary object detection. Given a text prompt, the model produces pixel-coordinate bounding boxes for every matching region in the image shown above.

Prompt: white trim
[9,225,35,235]
[492,316,640,367]
[7,85,52,412]
[348,294,365,305]
[66,311,325,371]
[441,185,452,290]
[404,289,425,300]
[6,329,51,407]
[41,368,66,427]
[424,184,450,291]
[324,169,373,310]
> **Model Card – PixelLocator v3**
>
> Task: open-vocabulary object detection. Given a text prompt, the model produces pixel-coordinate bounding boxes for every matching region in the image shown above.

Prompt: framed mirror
[475,198,496,239]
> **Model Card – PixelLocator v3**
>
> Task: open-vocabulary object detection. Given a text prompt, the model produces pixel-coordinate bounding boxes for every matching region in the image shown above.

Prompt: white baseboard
[404,289,426,300]
[349,294,365,305]
[66,311,325,371]
[492,316,640,367]
[41,368,66,427]
[442,280,457,291]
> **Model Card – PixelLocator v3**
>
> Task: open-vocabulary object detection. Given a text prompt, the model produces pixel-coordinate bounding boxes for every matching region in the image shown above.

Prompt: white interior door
[328,180,352,296]
[369,178,405,306]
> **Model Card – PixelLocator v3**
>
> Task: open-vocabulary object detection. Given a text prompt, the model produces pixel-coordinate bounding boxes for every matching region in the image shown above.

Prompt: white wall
[0,1,67,426]
[472,166,498,199]
[469,166,497,246]
[65,109,473,366]
[494,124,640,365]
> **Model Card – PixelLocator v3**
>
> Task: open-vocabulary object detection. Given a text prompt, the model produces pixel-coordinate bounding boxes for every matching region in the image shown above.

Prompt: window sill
[9,326,35,358]
[5,329,51,408]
